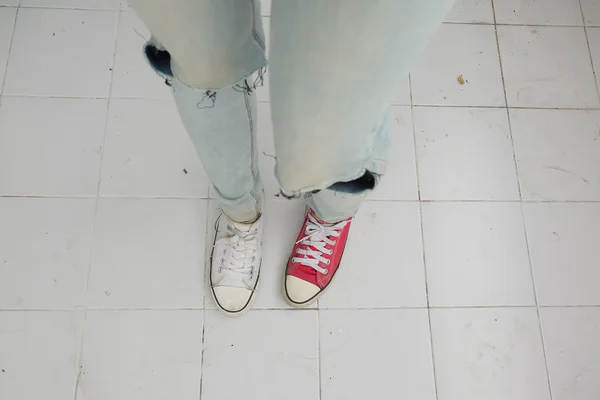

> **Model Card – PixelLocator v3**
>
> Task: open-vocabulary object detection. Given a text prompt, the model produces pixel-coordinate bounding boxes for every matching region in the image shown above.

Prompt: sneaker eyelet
[325,259,330,265]
[323,268,329,275]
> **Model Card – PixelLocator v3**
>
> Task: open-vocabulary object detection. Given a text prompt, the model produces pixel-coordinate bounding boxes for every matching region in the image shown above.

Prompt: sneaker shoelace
[215,221,258,277]
[292,214,349,274]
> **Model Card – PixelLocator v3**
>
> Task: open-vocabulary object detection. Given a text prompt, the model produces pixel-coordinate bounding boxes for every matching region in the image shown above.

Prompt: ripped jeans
[129,0,455,223]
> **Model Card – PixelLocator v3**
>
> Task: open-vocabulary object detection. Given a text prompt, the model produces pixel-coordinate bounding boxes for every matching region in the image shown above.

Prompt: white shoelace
[292,214,349,274]
[215,222,258,277]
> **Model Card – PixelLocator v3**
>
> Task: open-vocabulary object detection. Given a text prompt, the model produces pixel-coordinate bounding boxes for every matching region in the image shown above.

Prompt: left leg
[268,0,455,306]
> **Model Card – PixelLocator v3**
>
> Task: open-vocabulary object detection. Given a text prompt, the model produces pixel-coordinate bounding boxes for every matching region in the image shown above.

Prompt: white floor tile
[582,0,600,26]
[498,26,599,108]
[494,0,583,25]
[422,202,534,306]
[21,0,120,9]
[0,97,106,196]
[77,310,203,400]
[411,24,505,106]
[368,106,418,201]
[540,307,600,400]
[0,7,16,92]
[4,8,117,97]
[0,199,94,309]
[0,311,84,400]
[87,199,206,308]
[414,107,519,201]
[320,309,435,400]
[100,99,209,198]
[111,11,171,99]
[523,203,600,306]
[587,27,600,94]
[319,202,427,308]
[431,308,551,400]
[202,310,319,400]
[445,0,494,24]
[510,109,600,201]
[0,0,18,6]
[204,198,306,310]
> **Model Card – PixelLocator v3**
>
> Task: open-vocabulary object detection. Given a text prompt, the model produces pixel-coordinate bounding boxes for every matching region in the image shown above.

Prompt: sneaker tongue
[309,210,328,225]
[309,209,346,227]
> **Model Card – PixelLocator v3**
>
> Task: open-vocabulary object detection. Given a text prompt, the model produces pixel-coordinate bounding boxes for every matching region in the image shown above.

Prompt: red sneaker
[282,209,352,307]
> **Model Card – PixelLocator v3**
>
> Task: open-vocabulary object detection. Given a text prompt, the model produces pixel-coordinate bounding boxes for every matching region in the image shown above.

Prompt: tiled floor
[1,0,600,399]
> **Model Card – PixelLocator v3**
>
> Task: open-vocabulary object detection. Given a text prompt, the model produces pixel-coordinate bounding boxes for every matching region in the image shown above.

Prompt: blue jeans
[129,0,454,222]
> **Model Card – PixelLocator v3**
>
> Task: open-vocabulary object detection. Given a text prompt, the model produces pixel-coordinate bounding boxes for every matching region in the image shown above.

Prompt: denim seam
[243,91,261,214]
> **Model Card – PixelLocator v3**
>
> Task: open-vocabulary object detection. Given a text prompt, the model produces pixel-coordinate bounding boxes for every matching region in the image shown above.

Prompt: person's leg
[129,0,266,223]
[129,0,267,316]
[269,0,456,306]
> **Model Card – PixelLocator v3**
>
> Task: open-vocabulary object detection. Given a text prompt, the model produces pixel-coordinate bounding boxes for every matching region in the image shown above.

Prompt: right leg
[129,0,266,223]
[129,0,267,315]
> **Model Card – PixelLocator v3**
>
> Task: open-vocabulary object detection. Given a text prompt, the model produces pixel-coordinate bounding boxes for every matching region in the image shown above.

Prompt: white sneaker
[209,213,263,317]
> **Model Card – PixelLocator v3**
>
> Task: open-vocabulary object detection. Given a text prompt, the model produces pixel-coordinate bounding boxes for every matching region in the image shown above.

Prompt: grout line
[1,7,591,27]
[18,5,120,12]
[0,194,211,200]
[72,10,121,400]
[519,189,555,400]
[414,104,600,110]
[197,314,206,400]
[0,194,97,199]
[0,93,112,99]
[407,72,420,202]
[444,21,591,28]
[202,200,210,310]
[0,5,18,97]
[411,104,600,110]
[96,195,211,200]
[85,7,121,312]
[71,312,87,400]
[490,0,524,202]
[4,92,600,111]
[580,3,600,107]
[197,194,211,400]
[499,0,555,385]
[2,194,600,204]
[409,70,441,400]
[3,304,600,312]
[494,4,553,397]
[316,307,323,400]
